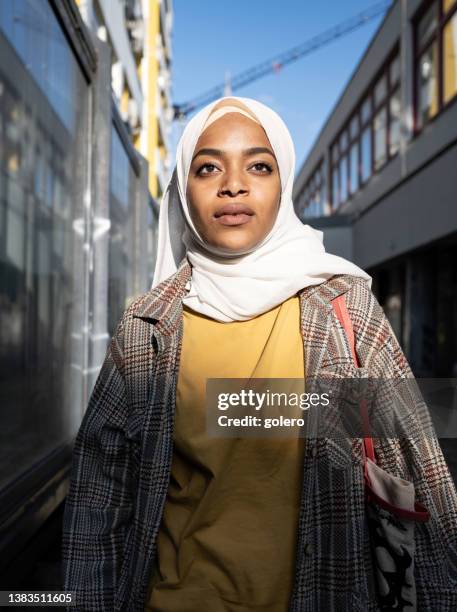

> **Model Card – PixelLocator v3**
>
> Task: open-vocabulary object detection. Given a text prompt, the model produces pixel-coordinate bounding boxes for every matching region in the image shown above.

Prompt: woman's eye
[197,163,218,175]
[251,162,272,173]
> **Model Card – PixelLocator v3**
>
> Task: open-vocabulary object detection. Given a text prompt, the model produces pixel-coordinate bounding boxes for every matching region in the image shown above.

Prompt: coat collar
[132,257,191,336]
[132,256,363,336]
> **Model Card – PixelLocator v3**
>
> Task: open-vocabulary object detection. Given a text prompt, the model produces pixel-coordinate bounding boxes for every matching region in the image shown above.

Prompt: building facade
[0,0,170,586]
[294,0,457,377]
[76,0,173,285]
[76,0,173,200]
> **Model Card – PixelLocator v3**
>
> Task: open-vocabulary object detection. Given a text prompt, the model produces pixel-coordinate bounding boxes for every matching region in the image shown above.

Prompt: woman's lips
[213,204,254,226]
[215,213,253,226]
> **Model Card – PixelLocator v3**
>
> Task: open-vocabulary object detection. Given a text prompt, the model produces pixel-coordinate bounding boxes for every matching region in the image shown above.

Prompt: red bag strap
[331,294,375,463]
[332,294,430,522]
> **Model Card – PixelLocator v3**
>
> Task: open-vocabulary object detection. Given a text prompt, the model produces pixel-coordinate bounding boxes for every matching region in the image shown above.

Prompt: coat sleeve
[61,316,134,611]
[347,280,457,607]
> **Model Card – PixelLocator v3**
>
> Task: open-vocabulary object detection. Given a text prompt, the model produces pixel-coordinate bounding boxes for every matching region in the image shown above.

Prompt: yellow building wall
[74,0,167,199]
[143,0,160,199]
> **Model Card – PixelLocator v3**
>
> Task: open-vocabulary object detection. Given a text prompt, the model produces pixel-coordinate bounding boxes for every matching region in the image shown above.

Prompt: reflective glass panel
[339,156,348,204]
[339,130,348,153]
[0,0,89,488]
[332,167,339,209]
[0,0,80,132]
[361,96,372,124]
[417,2,438,51]
[389,90,401,156]
[350,114,359,140]
[349,142,359,195]
[417,43,439,129]
[374,75,387,107]
[390,55,400,86]
[108,125,135,337]
[374,106,387,170]
[361,126,372,182]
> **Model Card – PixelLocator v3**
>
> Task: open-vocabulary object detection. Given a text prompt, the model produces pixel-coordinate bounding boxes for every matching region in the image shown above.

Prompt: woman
[62,97,457,611]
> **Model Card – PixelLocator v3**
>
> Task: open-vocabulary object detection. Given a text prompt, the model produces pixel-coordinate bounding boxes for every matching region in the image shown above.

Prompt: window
[415,0,457,130]
[361,127,372,182]
[374,107,388,170]
[389,90,401,155]
[350,114,359,140]
[296,160,327,219]
[390,55,401,86]
[349,141,359,194]
[332,166,339,210]
[443,11,457,103]
[374,75,388,106]
[339,156,348,203]
[329,49,400,209]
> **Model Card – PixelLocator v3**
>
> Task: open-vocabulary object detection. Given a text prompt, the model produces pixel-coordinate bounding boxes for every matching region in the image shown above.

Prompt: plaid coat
[62,257,457,611]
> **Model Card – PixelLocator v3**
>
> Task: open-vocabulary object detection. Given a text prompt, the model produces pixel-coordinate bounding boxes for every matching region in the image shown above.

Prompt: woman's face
[186,111,281,255]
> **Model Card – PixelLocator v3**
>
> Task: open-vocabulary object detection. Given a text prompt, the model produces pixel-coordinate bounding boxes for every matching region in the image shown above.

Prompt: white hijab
[152,95,371,322]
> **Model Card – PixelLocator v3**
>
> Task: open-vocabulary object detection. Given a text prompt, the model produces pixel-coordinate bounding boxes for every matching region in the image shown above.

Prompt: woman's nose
[218,167,249,197]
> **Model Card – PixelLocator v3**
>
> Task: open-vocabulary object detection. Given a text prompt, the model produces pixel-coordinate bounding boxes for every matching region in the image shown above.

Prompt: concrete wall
[354,142,457,269]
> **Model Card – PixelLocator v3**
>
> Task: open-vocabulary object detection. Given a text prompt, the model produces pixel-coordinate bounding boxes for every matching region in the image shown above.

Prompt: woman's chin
[205,236,262,257]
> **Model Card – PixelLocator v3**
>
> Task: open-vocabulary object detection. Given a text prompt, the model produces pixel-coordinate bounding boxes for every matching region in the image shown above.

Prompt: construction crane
[173,0,392,120]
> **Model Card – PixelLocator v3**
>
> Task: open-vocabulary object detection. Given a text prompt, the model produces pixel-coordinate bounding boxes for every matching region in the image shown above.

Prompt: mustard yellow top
[146,295,306,611]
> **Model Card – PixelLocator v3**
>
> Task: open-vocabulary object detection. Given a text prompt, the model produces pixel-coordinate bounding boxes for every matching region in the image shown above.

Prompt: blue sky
[170,0,388,174]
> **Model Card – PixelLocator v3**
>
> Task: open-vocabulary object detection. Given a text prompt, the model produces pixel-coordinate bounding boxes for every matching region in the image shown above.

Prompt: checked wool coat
[62,257,457,611]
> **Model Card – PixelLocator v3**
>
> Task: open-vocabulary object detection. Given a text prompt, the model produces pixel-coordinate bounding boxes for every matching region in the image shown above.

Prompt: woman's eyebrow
[192,146,276,162]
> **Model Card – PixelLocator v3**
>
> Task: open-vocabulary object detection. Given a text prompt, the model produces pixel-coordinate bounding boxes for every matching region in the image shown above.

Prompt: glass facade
[108,124,136,337]
[0,1,156,507]
[0,0,89,489]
